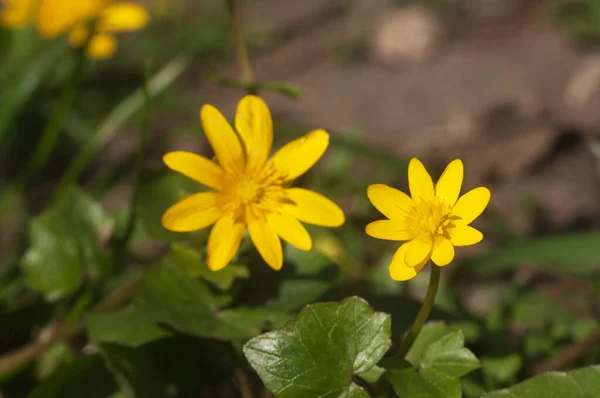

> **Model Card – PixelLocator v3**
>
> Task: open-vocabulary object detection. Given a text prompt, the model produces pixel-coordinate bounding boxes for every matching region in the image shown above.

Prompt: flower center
[235,179,262,205]
[405,200,458,238]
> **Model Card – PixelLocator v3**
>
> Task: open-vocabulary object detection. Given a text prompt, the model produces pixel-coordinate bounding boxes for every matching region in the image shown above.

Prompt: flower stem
[113,61,151,266]
[225,0,254,85]
[394,264,441,360]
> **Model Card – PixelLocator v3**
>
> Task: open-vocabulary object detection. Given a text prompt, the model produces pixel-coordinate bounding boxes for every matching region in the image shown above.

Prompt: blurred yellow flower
[0,0,37,28]
[162,95,345,271]
[366,158,490,281]
[37,0,148,59]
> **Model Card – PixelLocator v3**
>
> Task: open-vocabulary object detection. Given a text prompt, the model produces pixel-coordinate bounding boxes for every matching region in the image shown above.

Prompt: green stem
[394,264,441,360]
[113,62,151,265]
[0,49,87,216]
[225,0,254,85]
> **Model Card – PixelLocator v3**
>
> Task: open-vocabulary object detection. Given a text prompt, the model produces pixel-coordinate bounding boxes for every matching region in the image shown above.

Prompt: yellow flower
[36,0,148,59]
[366,158,490,281]
[0,0,37,28]
[161,95,345,271]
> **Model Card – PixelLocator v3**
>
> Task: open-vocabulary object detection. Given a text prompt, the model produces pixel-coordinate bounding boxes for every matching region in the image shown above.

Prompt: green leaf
[134,259,286,340]
[262,81,301,100]
[243,296,391,397]
[29,354,117,398]
[405,321,451,366]
[463,232,600,275]
[100,343,169,398]
[170,243,249,291]
[21,187,113,301]
[37,342,75,379]
[86,308,172,347]
[134,173,202,242]
[421,331,480,378]
[481,354,522,384]
[388,367,461,398]
[387,330,479,398]
[483,365,600,397]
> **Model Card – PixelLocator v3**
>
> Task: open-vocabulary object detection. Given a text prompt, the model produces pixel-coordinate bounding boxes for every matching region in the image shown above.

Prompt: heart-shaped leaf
[244,296,391,397]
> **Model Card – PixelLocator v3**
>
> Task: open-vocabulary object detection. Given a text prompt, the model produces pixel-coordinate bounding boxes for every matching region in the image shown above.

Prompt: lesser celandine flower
[161,95,345,271]
[366,158,490,281]
[0,0,37,28]
[37,0,148,59]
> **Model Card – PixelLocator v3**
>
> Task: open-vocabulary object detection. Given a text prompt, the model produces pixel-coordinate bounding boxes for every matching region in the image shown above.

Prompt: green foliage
[483,366,600,397]
[86,308,172,347]
[20,187,113,302]
[244,297,391,397]
[3,1,600,396]
[553,0,600,43]
[387,323,480,398]
[170,242,249,290]
[463,232,600,275]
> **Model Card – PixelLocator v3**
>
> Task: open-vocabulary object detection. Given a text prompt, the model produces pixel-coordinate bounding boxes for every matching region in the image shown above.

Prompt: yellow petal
[161,192,222,232]
[408,158,434,203]
[404,234,433,268]
[366,184,414,220]
[1,0,36,28]
[452,187,491,225]
[389,243,428,281]
[270,129,329,181]
[431,236,454,266]
[365,220,412,241]
[163,151,224,190]
[435,159,463,207]
[200,104,245,174]
[207,213,245,271]
[284,188,345,227]
[268,212,312,251]
[37,0,108,38]
[86,33,117,59]
[247,208,283,270]
[69,24,89,47]
[99,2,148,32]
[450,225,483,246]
[235,95,272,170]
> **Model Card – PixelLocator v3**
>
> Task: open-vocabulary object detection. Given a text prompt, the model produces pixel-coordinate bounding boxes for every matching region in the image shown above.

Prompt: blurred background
[3,0,600,396]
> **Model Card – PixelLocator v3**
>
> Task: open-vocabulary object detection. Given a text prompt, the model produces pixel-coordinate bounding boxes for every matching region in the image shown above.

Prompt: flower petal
[270,129,329,181]
[284,188,345,227]
[389,243,428,281]
[161,192,222,232]
[404,234,433,268]
[431,236,455,266]
[99,2,149,32]
[163,151,224,190]
[207,213,244,271]
[452,187,491,225]
[268,212,312,251]
[247,208,283,270]
[69,24,89,47]
[435,159,463,207]
[200,104,245,173]
[235,95,272,170]
[1,0,36,28]
[86,33,117,59]
[450,225,483,246]
[408,158,434,203]
[37,0,105,37]
[367,184,414,220]
[365,220,412,241]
